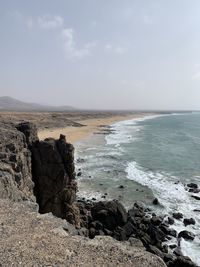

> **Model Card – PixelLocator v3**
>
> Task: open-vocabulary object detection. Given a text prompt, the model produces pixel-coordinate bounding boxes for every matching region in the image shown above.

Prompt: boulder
[169,256,196,267]
[183,218,196,227]
[188,188,200,193]
[191,195,200,201]
[187,183,198,189]
[178,230,195,241]
[168,217,175,225]
[172,212,183,220]
[152,198,159,205]
[91,200,127,230]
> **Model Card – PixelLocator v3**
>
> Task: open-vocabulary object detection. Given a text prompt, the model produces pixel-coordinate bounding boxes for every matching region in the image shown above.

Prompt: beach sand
[38,113,150,143]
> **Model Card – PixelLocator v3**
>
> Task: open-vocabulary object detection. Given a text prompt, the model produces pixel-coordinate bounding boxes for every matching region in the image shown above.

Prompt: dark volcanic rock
[148,245,164,259]
[191,195,200,201]
[152,198,159,205]
[187,183,198,189]
[188,188,200,193]
[183,218,196,227]
[91,200,127,230]
[31,134,80,227]
[168,217,175,225]
[169,256,196,267]
[172,212,183,220]
[16,122,38,147]
[178,230,195,241]
[77,172,82,177]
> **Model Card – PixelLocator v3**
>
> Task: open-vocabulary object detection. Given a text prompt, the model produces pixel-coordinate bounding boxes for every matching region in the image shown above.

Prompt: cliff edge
[0,121,167,266]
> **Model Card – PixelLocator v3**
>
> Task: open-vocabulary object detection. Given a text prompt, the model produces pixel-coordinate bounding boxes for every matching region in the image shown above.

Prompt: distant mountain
[0,96,76,111]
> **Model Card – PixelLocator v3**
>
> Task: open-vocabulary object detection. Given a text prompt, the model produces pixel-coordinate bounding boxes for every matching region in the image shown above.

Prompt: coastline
[38,113,153,143]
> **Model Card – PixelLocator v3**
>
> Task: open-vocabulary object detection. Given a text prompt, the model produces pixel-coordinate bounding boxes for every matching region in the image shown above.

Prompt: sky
[1,0,200,110]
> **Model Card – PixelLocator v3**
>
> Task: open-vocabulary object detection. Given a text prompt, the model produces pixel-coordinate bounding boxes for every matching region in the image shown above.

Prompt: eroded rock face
[0,122,80,228]
[0,122,35,201]
[31,134,80,227]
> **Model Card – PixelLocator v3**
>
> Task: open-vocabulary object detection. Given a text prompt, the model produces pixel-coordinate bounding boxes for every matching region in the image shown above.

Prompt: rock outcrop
[0,121,197,267]
[0,122,35,201]
[0,122,80,227]
[31,134,80,227]
[77,200,197,267]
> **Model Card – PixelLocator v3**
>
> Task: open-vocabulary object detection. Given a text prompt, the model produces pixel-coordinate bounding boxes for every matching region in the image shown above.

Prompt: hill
[0,96,76,111]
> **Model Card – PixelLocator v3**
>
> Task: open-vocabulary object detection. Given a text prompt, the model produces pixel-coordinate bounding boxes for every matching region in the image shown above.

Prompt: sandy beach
[38,113,150,143]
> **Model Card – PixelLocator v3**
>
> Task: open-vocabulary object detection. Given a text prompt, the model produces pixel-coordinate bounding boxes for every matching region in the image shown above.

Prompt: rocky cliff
[0,121,196,267]
[0,121,168,267]
[0,121,80,227]
[0,122,35,201]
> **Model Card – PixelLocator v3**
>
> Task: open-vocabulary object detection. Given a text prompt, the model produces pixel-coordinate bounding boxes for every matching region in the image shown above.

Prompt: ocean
[75,113,200,265]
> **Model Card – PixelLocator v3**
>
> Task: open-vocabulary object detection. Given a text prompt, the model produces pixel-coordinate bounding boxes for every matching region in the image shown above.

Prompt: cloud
[26,18,34,29]
[105,44,126,55]
[192,71,200,80]
[37,15,64,29]
[61,28,95,59]
[25,14,95,60]
[142,14,153,25]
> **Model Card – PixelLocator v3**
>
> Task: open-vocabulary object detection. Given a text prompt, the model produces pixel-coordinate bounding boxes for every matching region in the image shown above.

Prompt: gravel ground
[0,199,166,267]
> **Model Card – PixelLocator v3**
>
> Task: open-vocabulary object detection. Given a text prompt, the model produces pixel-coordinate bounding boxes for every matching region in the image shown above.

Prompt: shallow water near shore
[75,113,200,265]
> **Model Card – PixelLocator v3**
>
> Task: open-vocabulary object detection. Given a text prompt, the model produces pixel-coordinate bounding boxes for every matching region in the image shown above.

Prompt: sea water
[75,113,200,265]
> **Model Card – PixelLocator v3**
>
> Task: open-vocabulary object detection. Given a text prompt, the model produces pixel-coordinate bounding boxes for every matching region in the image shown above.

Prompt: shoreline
[38,113,154,143]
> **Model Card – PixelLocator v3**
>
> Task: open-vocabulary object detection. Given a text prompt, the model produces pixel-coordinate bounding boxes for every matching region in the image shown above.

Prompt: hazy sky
[1,0,200,110]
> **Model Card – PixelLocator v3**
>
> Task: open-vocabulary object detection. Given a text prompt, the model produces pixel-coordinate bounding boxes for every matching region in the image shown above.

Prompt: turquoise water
[76,113,200,265]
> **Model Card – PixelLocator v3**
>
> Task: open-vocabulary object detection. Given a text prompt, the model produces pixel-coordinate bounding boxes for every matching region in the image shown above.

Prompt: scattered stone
[169,256,196,267]
[91,200,127,230]
[172,212,183,220]
[193,209,200,212]
[191,195,200,201]
[77,172,82,177]
[178,230,195,241]
[183,218,195,227]
[187,183,198,189]
[188,188,200,193]
[152,198,159,205]
[168,217,175,225]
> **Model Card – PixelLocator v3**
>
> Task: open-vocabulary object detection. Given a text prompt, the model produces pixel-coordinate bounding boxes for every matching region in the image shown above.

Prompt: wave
[105,114,169,146]
[126,161,200,265]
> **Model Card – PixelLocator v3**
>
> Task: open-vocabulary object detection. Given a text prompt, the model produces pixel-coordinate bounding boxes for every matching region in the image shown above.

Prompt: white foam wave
[105,114,168,146]
[126,161,200,265]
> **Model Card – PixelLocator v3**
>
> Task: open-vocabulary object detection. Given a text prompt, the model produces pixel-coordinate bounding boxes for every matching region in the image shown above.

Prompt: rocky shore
[0,121,198,266]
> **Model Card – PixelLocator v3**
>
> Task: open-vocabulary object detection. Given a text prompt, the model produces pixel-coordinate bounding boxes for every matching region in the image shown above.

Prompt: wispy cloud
[37,15,64,29]
[105,44,126,55]
[192,71,200,80]
[25,14,95,60]
[27,15,64,30]
[61,28,95,59]
[142,14,153,25]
